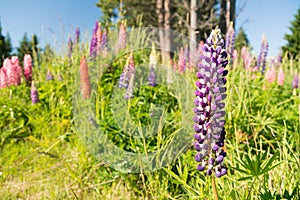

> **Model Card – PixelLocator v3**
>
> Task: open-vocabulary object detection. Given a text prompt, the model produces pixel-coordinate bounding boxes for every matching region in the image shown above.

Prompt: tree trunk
[156,0,166,62]
[230,0,236,29]
[219,0,227,35]
[226,0,231,31]
[163,0,171,63]
[190,0,197,52]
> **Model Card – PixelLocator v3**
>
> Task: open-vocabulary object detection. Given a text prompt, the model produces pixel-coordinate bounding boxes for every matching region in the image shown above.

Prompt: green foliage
[235,28,250,51]
[282,7,300,58]
[0,21,13,65]
[0,27,299,199]
[16,33,40,65]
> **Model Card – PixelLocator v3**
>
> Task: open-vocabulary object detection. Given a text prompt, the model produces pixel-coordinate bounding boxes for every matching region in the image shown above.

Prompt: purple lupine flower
[225,22,235,64]
[46,69,54,81]
[256,34,268,74]
[31,81,39,104]
[194,28,228,177]
[118,52,135,89]
[68,35,73,58]
[124,73,135,99]
[101,29,107,50]
[74,27,80,45]
[89,20,98,58]
[148,43,157,86]
[118,22,127,50]
[292,73,299,89]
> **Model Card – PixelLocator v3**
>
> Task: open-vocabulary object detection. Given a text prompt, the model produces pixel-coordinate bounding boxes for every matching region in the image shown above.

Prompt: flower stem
[212,175,219,200]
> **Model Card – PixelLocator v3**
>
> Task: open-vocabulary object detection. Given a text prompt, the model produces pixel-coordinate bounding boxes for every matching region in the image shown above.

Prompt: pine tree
[282,7,300,58]
[17,33,39,65]
[235,28,250,51]
[0,21,13,65]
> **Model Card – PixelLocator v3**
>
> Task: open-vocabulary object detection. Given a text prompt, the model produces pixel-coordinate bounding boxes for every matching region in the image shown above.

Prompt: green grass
[0,32,299,199]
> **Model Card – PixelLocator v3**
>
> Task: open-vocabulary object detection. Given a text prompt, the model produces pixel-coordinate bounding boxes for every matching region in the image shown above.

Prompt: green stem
[212,175,219,200]
[246,177,256,200]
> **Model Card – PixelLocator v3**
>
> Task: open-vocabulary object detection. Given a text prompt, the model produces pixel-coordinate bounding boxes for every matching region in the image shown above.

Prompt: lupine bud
[124,73,135,99]
[46,69,54,81]
[80,55,91,99]
[194,28,228,177]
[277,67,284,86]
[96,22,102,55]
[118,21,126,50]
[256,34,268,74]
[30,81,39,104]
[24,54,32,84]
[148,43,157,86]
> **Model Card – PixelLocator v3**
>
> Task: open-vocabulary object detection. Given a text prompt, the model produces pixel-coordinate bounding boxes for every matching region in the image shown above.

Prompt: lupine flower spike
[124,52,135,99]
[46,69,54,81]
[277,67,284,86]
[148,42,157,87]
[74,27,80,45]
[194,28,228,178]
[265,64,276,84]
[225,22,235,65]
[118,21,127,50]
[256,34,268,74]
[68,35,73,58]
[292,73,298,96]
[80,55,91,99]
[24,54,32,85]
[89,20,99,58]
[118,53,132,88]
[31,81,39,104]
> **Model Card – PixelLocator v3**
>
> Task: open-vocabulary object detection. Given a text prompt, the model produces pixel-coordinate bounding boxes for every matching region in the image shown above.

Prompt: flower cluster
[80,55,91,99]
[118,21,127,50]
[118,52,135,99]
[194,28,228,177]
[256,34,268,74]
[225,22,235,64]
[148,43,157,87]
[0,56,23,88]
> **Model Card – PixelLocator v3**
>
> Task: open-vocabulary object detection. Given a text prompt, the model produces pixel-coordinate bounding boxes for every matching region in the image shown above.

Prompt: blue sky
[0,0,299,57]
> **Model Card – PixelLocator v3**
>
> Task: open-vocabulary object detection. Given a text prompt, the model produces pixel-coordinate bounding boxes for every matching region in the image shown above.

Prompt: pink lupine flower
[277,68,284,86]
[178,48,186,73]
[265,65,276,84]
[96,22,102,55]
[24,54,32,84]
[118,21,127,50]
[3,57,22,87]
[0,67,8,88]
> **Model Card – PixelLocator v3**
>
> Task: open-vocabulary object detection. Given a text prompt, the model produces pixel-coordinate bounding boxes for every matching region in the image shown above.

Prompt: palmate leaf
[234,150,281,180]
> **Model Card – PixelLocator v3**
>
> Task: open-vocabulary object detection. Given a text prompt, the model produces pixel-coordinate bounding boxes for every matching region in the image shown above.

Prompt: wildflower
[256,34,268,74]
[118,52,135,89]
[118,21,127,50]
[30,81,39,104]
[292,73,298,89]
[148,43,157,87]
[80,55,91,99]
[89,20,99,58]
[0,67,8,89]
[74,27,80,45]
[265,65,276,84]
[124,73,135,99]
[68,35,73,58]
[178,48,186,73]
[225,22,235,64]
[24,54,32,84]
[46,69,54,81]
[96,23,103,55]
[277,67,284,86]
[194,28,228,177]
[292,73,298,95]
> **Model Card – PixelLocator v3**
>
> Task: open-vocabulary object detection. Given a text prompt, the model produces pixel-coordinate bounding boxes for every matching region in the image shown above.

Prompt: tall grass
[0,26,299,199]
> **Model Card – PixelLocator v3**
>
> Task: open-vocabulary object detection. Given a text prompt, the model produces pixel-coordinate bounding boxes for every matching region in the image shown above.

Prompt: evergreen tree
[235,28,249,51]
[282,7,300,58]
[17,33,39,65]
[0,21,13,65]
